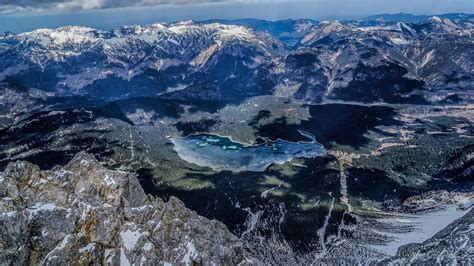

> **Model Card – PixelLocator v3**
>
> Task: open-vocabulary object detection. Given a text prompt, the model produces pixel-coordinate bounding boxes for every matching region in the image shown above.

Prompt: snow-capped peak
[5,21,282,69]
[428,16,443,23]
[425,16,460,31]
[319,20,344,29]
[213,24,254,40]
[18,26,101,47]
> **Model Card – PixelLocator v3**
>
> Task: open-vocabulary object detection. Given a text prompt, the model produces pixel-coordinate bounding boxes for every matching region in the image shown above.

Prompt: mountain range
[0,14,472,118]
[0,13,473,264]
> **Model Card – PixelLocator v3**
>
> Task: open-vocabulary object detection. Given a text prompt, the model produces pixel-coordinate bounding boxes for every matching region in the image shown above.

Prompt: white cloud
[0,0,234,14]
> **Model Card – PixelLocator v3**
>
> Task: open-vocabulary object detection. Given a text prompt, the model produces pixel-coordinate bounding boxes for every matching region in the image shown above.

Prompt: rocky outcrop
[0,152,252,265]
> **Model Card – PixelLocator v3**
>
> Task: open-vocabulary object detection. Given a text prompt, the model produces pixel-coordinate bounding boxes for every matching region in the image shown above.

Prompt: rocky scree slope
[0,152,251,265]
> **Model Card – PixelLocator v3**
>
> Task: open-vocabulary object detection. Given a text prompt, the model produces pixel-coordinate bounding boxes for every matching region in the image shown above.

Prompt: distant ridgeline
[0,14,472,107]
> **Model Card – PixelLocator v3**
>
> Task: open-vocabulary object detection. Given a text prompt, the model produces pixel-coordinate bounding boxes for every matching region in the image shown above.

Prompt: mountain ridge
[0,15,472,127]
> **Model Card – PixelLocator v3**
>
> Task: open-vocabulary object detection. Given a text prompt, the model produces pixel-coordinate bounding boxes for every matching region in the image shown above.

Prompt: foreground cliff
[0,152,251,265]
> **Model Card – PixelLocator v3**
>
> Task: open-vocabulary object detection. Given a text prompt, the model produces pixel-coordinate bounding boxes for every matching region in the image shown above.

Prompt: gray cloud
[2,0,473,17]
[0,0,231,14]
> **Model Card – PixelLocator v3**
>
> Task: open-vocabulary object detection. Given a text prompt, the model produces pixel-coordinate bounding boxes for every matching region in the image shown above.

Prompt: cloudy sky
[1,0,473,32]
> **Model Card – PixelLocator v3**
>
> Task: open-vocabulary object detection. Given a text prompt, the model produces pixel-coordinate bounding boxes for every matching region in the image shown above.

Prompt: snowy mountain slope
[0,22,283,99]
[0,16,472,104]
[268,17,473,103]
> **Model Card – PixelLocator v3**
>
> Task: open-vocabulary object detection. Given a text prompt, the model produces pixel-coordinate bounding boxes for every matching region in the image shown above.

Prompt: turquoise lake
[171,130,324,172]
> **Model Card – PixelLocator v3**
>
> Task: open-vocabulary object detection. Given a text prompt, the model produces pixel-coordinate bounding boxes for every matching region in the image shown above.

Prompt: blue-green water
[171,130,324,172]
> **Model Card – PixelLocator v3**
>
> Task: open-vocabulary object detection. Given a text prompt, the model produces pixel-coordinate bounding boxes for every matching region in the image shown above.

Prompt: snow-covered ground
[371,203,473,256]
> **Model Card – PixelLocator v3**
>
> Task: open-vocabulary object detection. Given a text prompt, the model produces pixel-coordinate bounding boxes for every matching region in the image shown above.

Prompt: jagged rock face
[0,152,251,265]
